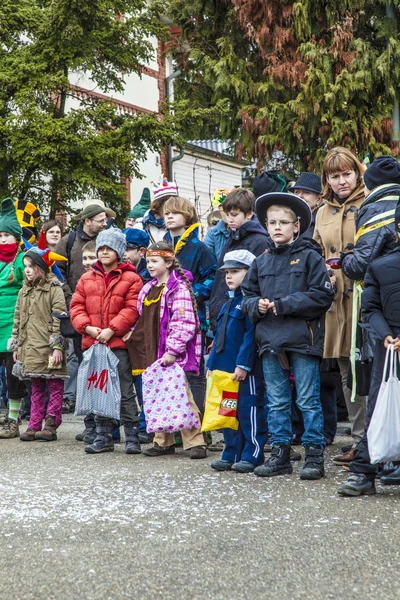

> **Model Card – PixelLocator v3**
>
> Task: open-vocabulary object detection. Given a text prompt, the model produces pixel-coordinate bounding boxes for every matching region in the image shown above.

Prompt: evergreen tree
[167,0,400,171]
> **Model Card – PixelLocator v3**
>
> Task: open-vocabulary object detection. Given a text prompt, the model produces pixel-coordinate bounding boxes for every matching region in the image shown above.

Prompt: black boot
[300,445,325,480]
[254,443,293,477]
[124,425,141,455]
[381,465,400,485]
[85,420,114,454]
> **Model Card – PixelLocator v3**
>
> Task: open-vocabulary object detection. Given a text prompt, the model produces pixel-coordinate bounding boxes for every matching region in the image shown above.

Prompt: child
[122,228,150,280]
[338,206,400,496]
[70,228,143,454]
[0,198,27,439]
[209,188,269,334]
[127,241,207,459]
[9,244,69,441]
[208,249,268,473]
[292,172,322,237]
[82,241,98,272]
[163,196,216,414]
[241,192,334,480]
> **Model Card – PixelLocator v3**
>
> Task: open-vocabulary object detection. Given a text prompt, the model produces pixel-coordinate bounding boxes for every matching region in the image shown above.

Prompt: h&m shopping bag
[75,343,121,420]
[142,360,200,433]
[201,370,239,432]
[367,345,400,464]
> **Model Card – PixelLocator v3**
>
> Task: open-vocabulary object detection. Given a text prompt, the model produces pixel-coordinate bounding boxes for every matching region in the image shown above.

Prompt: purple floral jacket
[136,270,201,375]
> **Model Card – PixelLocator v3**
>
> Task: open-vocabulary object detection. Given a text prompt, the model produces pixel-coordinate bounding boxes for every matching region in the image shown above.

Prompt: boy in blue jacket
[208,249,268,473]
[241,192,334,480]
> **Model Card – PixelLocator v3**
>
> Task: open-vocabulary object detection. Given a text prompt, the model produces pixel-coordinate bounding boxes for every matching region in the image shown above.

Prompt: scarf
[0,242,19,264]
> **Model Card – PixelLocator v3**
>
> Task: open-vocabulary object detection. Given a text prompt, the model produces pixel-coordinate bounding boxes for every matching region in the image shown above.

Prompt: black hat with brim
[256,192,312,234]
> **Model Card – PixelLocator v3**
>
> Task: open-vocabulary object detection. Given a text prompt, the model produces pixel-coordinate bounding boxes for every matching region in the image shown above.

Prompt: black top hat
[256,192,312,234]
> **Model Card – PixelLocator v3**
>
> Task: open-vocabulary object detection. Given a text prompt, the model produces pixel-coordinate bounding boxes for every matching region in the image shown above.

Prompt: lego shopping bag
[75,343,121,420]
[201,370,240,432]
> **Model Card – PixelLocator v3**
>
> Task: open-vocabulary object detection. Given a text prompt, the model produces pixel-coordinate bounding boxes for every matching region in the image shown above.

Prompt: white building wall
[172,150,243,222]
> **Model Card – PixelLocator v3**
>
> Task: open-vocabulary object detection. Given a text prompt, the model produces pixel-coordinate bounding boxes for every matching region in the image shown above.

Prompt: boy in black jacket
[241,192,334,480]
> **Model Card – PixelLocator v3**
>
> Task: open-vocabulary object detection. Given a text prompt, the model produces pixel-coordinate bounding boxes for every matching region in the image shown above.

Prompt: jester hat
[23,229,67,280]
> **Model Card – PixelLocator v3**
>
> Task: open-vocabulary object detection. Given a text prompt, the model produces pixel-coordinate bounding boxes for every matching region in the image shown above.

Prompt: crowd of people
[1,148,400,498]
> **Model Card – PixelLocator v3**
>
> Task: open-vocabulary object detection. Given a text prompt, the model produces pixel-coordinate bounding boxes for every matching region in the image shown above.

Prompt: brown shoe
[332,448,356,466]
[20,428,38,442]
[0,418,20,438]
[35,416,57,441]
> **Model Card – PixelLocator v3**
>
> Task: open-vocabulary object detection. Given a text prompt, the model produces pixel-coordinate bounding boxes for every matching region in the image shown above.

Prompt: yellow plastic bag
[201,370,240,432]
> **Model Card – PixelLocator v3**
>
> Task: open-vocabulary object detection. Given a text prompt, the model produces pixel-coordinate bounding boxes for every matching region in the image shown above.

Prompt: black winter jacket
[209,217,269,332]
[361,246,400,341]
[341,183,400,281]
[241,236,334,358]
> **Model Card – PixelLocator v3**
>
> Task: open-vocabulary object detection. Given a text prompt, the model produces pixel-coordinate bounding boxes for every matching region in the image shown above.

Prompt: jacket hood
[229,216,268,241]
[92,260,137,275]
[361,183,400,208]
[267,235,323,256]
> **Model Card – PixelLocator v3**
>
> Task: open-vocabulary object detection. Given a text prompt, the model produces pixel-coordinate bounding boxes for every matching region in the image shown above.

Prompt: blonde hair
[163,197,198,227]
[266,205,297,221]
[147,242,200,331]
[322,147,364,200]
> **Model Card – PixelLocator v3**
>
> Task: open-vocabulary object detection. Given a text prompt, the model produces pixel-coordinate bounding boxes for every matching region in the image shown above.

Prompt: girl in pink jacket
[126,242,206,459]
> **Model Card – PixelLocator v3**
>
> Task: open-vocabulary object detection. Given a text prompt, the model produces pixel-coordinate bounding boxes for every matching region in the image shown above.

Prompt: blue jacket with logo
[241,236,334,358]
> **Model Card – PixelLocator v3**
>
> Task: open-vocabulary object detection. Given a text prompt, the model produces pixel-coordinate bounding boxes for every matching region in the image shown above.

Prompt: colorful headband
[146,249,174,259]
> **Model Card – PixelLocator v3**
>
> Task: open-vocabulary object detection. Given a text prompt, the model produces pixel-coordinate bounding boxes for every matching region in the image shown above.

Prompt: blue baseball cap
[122,228,150,249]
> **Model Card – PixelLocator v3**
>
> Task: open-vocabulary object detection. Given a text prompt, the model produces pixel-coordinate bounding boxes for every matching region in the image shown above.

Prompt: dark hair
[42,219,64,236]
[82,240,96,253]
[147,241,200,331]
[222,188,255,215]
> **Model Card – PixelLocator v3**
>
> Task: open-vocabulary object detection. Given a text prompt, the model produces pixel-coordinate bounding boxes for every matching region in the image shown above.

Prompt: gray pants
[95,348,139,427]
[337,357,367,444]
[63,340,79,401]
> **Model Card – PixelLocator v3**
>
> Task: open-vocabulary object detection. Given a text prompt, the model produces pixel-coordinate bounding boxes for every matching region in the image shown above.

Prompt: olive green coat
[9,275,69,379]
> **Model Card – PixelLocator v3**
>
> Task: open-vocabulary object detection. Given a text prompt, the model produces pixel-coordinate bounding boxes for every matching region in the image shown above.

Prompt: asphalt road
[1,416,399,600]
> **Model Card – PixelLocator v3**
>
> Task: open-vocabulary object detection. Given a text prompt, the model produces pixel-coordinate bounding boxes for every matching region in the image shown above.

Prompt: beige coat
[9,275,68,379]
[314,186,365,358]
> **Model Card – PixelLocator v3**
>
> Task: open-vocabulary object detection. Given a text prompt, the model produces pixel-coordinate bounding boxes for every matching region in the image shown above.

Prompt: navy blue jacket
[136,257,151,282]
[165,226,216,331]
[209,217,269,332]
[241,236,334,358]
[361,245,400,341]
[342,183,400,281]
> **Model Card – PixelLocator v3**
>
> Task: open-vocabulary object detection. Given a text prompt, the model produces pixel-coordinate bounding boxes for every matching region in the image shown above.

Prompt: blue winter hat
[122,228,150,249]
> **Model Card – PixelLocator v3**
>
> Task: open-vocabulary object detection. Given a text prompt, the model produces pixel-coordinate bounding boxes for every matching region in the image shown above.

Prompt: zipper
[307,321,314,346]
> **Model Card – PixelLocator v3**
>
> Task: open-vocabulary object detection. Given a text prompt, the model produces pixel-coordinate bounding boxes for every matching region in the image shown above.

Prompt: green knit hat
[0,198,23,240]
[127,187,151,220]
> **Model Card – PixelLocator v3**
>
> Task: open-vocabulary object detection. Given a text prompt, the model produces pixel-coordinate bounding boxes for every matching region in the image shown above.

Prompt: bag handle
[383,344,394,382]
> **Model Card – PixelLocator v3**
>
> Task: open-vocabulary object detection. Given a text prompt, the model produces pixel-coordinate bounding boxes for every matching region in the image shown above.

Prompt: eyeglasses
[266,220,296,227]
[90,218,107,224]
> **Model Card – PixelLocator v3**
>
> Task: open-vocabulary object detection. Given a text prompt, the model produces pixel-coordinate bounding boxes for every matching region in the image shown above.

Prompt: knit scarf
[0,242,19,264]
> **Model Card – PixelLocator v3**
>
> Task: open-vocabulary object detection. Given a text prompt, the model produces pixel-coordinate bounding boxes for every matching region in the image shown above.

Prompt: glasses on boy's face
[266,220,296,228]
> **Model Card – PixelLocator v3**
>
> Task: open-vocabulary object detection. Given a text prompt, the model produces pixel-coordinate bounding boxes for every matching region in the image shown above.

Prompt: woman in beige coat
[314,147,367,463]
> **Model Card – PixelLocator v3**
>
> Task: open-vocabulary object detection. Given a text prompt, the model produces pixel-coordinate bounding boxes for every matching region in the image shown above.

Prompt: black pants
[187,332,206,415]
[350,341,388,479]
[0,352,26,399]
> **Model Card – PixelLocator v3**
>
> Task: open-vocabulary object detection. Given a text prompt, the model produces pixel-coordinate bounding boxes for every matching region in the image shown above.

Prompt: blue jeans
[262,352,325,448]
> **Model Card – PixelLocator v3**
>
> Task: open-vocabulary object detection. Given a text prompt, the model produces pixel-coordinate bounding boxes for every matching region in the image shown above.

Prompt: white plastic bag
[75,344,121,420]
[367,344,400,464]
[142,359,200,433]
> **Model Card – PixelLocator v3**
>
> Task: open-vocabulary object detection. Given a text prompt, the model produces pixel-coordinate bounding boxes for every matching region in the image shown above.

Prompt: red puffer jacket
[70,261,143,350]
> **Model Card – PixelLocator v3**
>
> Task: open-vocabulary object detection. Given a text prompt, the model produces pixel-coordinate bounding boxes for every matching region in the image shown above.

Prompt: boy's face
[82,250,97,271]
[125,217,136,228]
[124,247,144,267]
[294,188,321,212]
[224,268,247,290]
[225,210,253,231]
[97,245,119,268]
[266,208,299,247]
[164,211,187,231]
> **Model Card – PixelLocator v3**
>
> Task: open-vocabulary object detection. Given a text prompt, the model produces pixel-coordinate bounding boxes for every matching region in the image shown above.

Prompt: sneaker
[0,418,20,439]
[188,445,207,459]
[211,459,233,471]
[232,460,255,473]
[20,428,38,441]
[254,444,293,477]
[332,448,356,466]
[337,474,376,496]
[143,443,175,457]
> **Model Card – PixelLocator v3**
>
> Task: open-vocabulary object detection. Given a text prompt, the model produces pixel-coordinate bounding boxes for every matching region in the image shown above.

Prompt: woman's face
[0,231,18,244]
[46,225,61,247]
[327,169,358,199]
